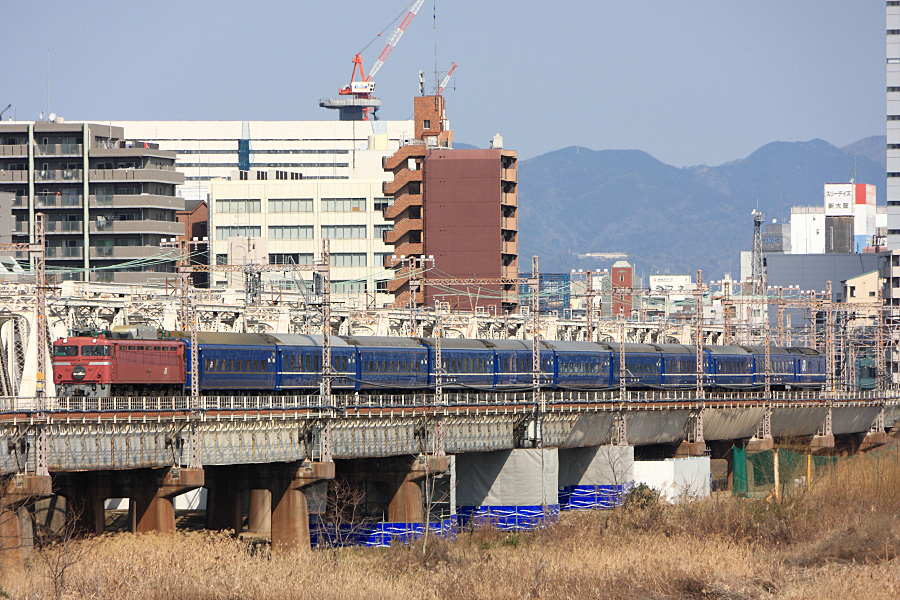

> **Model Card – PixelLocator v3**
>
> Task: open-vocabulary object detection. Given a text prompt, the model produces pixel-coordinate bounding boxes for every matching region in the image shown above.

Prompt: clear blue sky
[2,1,885,166]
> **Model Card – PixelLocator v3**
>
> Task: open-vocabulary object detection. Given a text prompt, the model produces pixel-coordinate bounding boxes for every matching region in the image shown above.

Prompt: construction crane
[0,104,11,120]
[320,0,426,121]
[437,62,458,96]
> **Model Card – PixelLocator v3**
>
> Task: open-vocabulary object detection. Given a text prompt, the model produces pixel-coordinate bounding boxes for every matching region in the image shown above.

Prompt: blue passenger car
[349,336,428,390]
[788,347,826,388]
[613,344,663,389]
[185,332,277,392]
[707,345,753,388]
[656,344,697,388]
[546,340,612,389]
[492,340,554,389]
[421,338,496,389]
[271,334,357,392]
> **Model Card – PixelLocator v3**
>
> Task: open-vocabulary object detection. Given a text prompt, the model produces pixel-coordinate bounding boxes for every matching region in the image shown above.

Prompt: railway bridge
[1,389,896,566]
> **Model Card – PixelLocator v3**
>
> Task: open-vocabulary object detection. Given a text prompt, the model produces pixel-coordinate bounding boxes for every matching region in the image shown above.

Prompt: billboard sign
[824,183,853,216]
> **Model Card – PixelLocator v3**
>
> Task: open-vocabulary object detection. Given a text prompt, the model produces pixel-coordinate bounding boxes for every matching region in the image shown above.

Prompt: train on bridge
[50,330,827,398]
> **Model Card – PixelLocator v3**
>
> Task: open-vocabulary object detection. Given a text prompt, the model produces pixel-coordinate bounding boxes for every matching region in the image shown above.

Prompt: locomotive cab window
[82,346,111,356]
[54,346,78,357]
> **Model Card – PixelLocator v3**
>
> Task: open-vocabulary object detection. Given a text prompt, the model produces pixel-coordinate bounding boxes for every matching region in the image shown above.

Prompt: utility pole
[695,269,705,399]
[433,300,445,456]
[319,240,333,462]
[530,256,542,447]
[585,270,595,342]
[825,281,835,394]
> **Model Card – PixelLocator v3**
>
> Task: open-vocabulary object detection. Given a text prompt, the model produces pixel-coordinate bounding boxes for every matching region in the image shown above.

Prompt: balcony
[389,241,423,259]
[90,219,184,236]
[501,215,518,230]
[12,196,26,208]
[382,168,423,196]
[502,265,519,279]
[0,145,28,157]
[13,222,27,234]
[88,168,184,185]
[502,240,517,254]
[45,221,83,234]
[501,166,517,182]
[0,171,28,183]
[89,194,184,210]
[383,218,423,244]
[35,143,82,157]
[35,193,82,208]
[35,168,82,182]
[501,191,517,206]
[89,245,164,260]
[45,247,84,259]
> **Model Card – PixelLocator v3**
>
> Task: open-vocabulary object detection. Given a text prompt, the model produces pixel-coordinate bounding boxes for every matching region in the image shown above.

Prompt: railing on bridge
[0,389,894,418]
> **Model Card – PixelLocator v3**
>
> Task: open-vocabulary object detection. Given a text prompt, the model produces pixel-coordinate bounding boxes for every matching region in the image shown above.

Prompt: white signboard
[824,183,854,216]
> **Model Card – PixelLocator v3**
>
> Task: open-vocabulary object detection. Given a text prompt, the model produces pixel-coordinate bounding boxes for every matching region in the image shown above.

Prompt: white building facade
[207,137,399,307]
[110,120,415,202]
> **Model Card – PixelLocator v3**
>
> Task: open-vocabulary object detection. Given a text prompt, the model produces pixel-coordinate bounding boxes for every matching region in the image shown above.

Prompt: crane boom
[367,0,425,81]
[0,104,10,120]
[437,62,458,95]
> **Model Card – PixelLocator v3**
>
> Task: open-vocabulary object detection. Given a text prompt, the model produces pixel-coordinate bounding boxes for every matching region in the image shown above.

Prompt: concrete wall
[634,457,711,502]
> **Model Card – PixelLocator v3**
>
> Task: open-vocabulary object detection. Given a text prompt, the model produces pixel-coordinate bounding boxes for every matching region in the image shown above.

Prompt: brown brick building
[382,96,518,313]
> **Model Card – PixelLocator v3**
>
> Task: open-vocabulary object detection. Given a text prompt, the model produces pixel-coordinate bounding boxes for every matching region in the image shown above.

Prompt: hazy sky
[2,1,886,166]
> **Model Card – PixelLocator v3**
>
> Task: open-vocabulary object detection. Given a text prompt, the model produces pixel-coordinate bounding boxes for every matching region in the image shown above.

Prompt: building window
[256,171,268,180]
[269,198,312,212]
[375,252,392,266]
[216,199,260,213]
[374,197,392,211]
[889,58,900,64]
[332,281,367,294]
[889,173,900,178]
[889,87,900,93]
[374,224,392,238]
[269,226,313,239]
[321,225,366,239]
[423,119,431,129]
[216,226,261,239]
[216,254,228,265]
[376,280,389,293]
[269,253,313,265]
[849,286,856,298]
[890,29,900,35]
[322,198,366,212]
[332,253,367,267]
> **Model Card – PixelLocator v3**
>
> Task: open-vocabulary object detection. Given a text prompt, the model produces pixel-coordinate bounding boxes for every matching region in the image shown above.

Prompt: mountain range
[510,136,887,280]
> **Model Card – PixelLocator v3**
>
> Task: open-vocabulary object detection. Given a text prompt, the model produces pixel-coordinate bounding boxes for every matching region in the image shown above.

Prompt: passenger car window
[82,345,111,356]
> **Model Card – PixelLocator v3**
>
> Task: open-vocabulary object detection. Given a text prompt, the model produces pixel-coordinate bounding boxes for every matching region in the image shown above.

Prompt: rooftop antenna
[47,50,50,119]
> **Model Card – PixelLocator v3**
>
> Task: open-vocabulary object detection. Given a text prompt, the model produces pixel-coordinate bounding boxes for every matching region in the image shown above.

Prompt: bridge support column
[131,468,204,534]
[204,467,243,533]
[0,474,51,571]
[266,461,334,554]
[387,456,450,523]
[857,409,888,452]
[746,408,774,452]
[248,489,271,533]
[811,406,834,450]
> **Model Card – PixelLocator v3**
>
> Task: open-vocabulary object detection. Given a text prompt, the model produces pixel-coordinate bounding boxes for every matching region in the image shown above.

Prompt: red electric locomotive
[52,335,186,397]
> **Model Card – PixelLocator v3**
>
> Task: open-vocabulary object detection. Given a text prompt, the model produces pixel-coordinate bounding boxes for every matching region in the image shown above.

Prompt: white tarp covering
[455,449,558,507]
[633,457,710,502]
[559,446,634,487]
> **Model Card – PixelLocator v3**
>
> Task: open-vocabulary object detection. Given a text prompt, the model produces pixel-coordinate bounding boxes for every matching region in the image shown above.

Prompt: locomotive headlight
[72,366,86,380]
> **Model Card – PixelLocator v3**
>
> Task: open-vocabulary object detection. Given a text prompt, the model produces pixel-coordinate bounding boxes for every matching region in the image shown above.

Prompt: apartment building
[0,121,184,284]
[382,95,519,313]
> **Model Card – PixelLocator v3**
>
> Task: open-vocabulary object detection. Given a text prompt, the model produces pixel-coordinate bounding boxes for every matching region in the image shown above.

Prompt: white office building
[110,120,415,202]
[207,135,400,307]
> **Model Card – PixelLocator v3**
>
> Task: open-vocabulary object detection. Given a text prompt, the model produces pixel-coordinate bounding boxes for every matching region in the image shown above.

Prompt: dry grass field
[3,449,900,599]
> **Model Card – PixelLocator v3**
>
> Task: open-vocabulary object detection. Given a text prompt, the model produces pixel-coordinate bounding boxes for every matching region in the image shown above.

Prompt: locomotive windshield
[82,345,111,356]
[53,346,78,357]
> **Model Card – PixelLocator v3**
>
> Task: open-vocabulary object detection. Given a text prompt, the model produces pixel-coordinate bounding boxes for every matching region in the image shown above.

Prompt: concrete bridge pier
[204,467,244,533]
[266,462,334,553]
[205,462,334,552]
[131,468,204,534]
[0,474,52,570]
[248,489,272,533]
[387,456,450,523]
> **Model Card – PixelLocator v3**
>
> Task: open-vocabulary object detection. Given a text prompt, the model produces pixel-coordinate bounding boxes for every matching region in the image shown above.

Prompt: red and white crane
[323,0,426,121]
[437,62,458,96]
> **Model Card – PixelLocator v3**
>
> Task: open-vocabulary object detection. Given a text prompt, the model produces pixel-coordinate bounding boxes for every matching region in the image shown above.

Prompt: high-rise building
[381,96,519,313]
[0,121,184,284]
[889,2,900,249]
